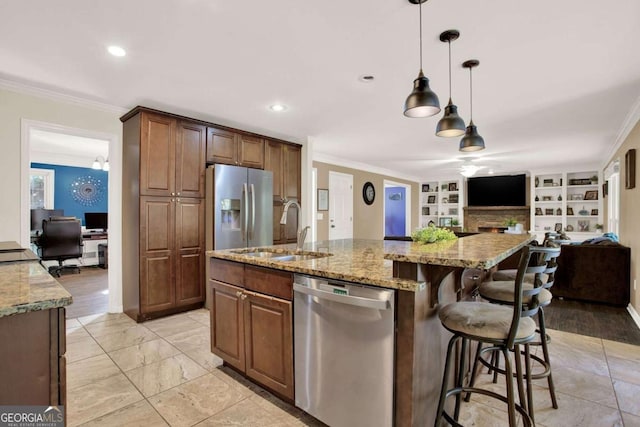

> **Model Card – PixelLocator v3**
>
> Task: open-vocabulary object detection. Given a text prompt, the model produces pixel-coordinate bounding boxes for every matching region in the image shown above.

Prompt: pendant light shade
[459,59,485,152]
[436,30,465,137]
[403,0,440,118]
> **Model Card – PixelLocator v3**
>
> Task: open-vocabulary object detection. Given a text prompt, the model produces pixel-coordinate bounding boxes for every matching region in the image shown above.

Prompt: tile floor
[66,309,640,426]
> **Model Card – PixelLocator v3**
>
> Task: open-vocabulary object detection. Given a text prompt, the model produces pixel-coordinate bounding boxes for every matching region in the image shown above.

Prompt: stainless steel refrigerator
[205,164,273,250]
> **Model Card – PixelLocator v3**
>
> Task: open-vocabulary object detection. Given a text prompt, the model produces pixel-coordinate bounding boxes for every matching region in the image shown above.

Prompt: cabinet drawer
[245,265,293,301]
[210,258,245,287]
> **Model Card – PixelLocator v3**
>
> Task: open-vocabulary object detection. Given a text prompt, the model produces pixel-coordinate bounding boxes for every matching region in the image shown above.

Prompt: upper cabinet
[206,127,264,169]
[140,112,206,198]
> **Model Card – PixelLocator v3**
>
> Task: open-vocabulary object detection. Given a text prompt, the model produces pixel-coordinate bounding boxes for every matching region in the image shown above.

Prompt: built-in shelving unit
[420,179,463,228]
[531,170,602,239]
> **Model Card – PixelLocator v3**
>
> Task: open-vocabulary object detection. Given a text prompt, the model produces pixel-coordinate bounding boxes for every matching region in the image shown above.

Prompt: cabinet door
[243,291,293,400]
[207,127,237,165]
[265,141,285,243]
[176,121,206,198]
[140,197,175,314]
[238,134,264,169]
[210,280,245,371]
[283,144,301,201]
[175,198,205,306]
[140,112,176,196]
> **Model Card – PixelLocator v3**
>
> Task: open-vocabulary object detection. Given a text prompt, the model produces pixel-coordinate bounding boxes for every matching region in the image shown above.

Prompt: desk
[81,233,108,266]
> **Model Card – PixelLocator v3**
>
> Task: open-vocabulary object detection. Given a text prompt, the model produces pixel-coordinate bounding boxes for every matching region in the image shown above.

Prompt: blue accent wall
[31,163,108,226]
[385,187,406,236]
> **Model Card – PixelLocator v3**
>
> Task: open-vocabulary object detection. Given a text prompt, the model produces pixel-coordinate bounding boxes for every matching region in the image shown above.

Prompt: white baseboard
[627,304,640,330]
[108,305,123,314]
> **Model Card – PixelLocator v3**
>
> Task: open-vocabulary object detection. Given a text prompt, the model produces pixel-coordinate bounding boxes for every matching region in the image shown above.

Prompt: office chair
[37,217,83,277]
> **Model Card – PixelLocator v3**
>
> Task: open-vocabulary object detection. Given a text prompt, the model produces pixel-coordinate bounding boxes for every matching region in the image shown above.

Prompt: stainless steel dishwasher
[293,274,395,427]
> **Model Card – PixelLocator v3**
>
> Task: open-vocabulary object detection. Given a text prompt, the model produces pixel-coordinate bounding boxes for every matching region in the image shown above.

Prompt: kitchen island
[207,233,533,426]
[0,252,72,410]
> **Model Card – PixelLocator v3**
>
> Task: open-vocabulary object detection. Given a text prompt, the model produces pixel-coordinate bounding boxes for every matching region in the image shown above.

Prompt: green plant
[411,225,458,244]
[595,223,603,230]
[591,175,598,183]
[451,218,460,226]
[504,218,518,227]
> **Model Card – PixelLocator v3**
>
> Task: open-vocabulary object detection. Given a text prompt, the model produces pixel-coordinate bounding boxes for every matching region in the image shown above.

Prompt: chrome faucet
[280,200,310,251]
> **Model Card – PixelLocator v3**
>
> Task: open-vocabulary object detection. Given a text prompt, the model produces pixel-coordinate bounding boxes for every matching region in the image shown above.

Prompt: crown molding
[0,77,127,114]
[312,152,422,184]
[603,94,640,167]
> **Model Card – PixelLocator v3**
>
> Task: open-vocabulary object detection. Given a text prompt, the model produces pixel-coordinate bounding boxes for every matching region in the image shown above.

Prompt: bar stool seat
[479,281,553,306]
[440,302,536,340]
[491,269,548,284]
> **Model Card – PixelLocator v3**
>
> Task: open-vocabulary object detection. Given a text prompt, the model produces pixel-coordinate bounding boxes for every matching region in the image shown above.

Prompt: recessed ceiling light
[269,104,287,112]
[107,45,126,57]
[359,75,375,83]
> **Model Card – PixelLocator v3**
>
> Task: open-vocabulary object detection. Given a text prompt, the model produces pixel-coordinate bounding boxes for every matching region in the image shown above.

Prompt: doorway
[328,171,353,240]
[21,120,122,315]
[383,180,411,237]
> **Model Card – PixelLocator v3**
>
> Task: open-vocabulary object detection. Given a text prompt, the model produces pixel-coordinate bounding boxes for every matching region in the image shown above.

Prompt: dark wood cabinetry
[206,127,264,169]
[209,258,294,400]
[264,140,301,244]
[122,108,206,322]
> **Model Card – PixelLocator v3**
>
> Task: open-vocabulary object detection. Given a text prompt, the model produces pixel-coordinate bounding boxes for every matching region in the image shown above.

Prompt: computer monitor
[84,212,108,231]
[31,208,64,232]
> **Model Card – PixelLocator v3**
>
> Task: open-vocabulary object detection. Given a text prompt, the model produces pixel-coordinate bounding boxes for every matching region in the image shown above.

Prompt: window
[30,168,55,209]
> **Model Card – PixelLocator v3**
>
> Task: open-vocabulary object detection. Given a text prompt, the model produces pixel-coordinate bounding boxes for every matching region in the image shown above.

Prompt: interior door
[328,172,353,240]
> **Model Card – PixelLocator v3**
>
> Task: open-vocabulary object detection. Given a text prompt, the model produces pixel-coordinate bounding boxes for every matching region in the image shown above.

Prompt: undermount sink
[234,249,331,262]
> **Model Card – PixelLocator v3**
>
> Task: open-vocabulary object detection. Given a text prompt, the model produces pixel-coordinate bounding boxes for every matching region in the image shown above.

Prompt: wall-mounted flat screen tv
[467,174,526,207]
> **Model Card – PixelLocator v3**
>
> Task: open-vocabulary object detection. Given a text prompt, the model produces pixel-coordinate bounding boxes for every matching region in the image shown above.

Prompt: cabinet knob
[236,291,242,297]
[176,198,181,202]
[177,192,181,196]
[171,192,176,196]
[241,294,247,300]
[171,199,175,202]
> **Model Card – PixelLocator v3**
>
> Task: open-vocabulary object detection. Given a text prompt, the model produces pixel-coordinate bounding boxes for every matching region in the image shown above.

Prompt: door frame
[21,119,123,313]
[328,171,353,240]
[383,180,412,237]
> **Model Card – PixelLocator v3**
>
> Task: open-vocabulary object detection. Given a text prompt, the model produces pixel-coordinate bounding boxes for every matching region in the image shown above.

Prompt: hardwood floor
[56,266,108,319]
[544,297,640,345]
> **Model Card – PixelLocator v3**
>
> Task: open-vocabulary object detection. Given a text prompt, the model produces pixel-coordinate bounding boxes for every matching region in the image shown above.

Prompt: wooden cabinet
[140,112,206,198]
[209,258,294,400]
[122,108,206,322]
[206,127,264,169]
[264,140,302,244]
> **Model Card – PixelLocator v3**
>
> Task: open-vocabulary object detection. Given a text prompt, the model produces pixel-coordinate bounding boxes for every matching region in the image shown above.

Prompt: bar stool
[434,245,547,427]
[473,244,561,424]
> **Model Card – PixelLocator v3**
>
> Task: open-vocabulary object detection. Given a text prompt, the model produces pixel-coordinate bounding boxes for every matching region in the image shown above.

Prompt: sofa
[553,242,630,306]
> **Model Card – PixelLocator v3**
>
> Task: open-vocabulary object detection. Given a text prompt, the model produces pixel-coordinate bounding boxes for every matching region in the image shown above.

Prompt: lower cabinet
[210,259,294,400]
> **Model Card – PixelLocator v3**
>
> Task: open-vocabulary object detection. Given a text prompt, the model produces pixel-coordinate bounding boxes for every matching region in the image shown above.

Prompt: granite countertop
[0,261,73,318]
[206,234,534,292]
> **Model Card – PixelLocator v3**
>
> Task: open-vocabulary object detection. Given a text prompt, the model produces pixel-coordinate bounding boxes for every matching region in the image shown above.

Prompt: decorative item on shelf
[441,184,447,191]
[565,224,574,231]
[428,220,436,227]
[403,0,440,118]
[449,194,459,203]
[578,206,589,216]
[427,195,436,204]
[459,59,485,152]
[535,207,543,215]
[436,30,465,137]
[595,223,603,232]
[438,217,453,227]
[543,179,553,186]
[558,194,562,201]
[535,195,540,201]
[545,208,554,215]
[448,182,458,191]
[584,190,598,200]
[578,220,589,232]
[626,148,636,189]
[560,178,563,186]
[451,218,460,226]
[571,194,583,200]
[542,196,552,201]
[544,226,551,231]
[556,208,562,215]
[449,208,458,215]
[535,177,540,187]
[442,197,448,204]
[567,207,574,215]
[554,223,563,232]
[504,218,518,232]
[591,209,598,216]
[422,206,430,215]
[591,175,598,184]
[421,184,430,192]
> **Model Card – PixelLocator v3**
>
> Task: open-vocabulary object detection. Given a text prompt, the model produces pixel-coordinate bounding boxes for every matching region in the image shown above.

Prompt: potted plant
[591,175,599,184]
[595,223,604,232]
[504,218,518,232]
[451,218,460,226]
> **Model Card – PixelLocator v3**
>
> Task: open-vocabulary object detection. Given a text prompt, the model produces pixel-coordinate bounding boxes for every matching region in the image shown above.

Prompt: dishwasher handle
[293,283,391,310]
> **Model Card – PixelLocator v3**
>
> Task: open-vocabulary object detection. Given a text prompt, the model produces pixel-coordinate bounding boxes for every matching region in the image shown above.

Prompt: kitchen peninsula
[0,245,72,409]
[207,233,533,426]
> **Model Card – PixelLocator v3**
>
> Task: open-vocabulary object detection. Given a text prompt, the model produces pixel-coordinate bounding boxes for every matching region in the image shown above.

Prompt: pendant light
[403,0,440,118]
[459,59,485,152]
[436,30,465,137]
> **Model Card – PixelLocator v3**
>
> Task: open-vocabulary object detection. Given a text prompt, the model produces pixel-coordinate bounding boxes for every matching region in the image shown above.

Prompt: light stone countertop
[207,234,534,292]
[0,261,73,318]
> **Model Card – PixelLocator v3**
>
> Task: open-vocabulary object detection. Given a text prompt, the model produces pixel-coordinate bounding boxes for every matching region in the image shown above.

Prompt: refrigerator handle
[242,183,248,241]
[249,183,256,240]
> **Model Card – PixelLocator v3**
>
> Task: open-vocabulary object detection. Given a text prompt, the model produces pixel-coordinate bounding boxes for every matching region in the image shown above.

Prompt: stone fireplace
[464,206,530,232]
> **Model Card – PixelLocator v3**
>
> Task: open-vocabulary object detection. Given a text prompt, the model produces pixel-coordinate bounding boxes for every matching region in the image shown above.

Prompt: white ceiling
[2,0,640,181]
[30,129,109,168]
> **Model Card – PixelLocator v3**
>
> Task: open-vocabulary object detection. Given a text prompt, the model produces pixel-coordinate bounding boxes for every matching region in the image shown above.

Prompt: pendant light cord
[419,0,423,71]
[469,67,473,122]
[448,40,452,99]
